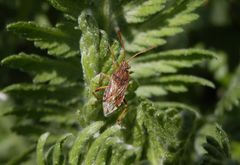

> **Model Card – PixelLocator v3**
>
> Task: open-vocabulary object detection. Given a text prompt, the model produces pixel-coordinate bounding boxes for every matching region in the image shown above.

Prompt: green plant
[1,0,239,164]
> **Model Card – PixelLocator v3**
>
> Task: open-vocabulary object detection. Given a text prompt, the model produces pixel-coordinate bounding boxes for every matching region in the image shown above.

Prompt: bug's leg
[99,73,110,84]
[93,72,109,100]
[92,86,108,100]
[117,99,128,125]
[117,31,125,51]
[95,86,109,92]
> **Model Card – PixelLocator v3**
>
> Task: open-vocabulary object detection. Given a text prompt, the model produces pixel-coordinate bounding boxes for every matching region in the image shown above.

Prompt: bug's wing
[114,85,128,106]
[103,80,127,116]
[103,101,117,116]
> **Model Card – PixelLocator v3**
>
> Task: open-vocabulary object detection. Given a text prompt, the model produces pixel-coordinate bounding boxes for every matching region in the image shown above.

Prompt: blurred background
[0,0,240,163]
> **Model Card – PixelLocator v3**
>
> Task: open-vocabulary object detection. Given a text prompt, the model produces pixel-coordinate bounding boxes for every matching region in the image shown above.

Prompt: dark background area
[0,0,240,163]
[1,0,240,108]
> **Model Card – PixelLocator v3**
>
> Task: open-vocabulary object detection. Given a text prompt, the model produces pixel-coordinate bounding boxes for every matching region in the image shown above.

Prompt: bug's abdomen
[102,78,128,116]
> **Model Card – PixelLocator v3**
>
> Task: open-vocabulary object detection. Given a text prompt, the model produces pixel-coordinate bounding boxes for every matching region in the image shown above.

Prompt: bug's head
[120,61,130,71]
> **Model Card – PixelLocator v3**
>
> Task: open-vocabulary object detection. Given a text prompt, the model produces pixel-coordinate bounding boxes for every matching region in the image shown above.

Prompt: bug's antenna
[127,45,157,62]
[117,31,125,50]
[117,30,126,58]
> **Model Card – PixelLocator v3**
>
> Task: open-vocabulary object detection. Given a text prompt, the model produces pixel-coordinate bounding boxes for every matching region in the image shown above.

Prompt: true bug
[95,32,156,124]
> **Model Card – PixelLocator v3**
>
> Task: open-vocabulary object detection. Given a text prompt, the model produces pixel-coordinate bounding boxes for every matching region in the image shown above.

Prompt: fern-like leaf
[198,125,238,165]
[1,53,82,84]
[132,48,216,97]
[136,99,197,164]
[37,122,140,164]
[6,146,35,165]
[47,0,87,19]
[52,133,72,165]
[124,0,166,23]
[134,49,217,63]
[1,0,223,164]
[154,101,198,113]
[215,64,240,118]
[69,121,105,165]
[132,48,216,78]
[136,75,214,97]
[124,0,205,51]
[84,125,122,164]
[1,83,81,137]
[7,22,80,58]
[37,132,50,165]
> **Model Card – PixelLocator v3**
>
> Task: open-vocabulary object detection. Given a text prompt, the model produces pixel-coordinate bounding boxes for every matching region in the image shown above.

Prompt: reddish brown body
[95,32,156,123]
[103,61,130,116]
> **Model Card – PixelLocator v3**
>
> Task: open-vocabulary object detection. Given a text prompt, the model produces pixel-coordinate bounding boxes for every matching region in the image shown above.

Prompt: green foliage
[36,122,139,164]
[1,83,82,137]
[7,21,80,58]
[2,53,82,84]
[214,63,240,148]
[137,100,197,164]
[1,0,239,164]
[215,64,240,118]
[37,132,50,165]
[6,146,35,165]
[35,101,198,165]
[132,48,216,97]
[199,125,238,165]
[123,0,205,52]
[47,0,86,19]
[136,75,215,97]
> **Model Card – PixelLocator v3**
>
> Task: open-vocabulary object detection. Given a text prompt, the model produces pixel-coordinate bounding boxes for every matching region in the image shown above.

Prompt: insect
[95,32,156,124]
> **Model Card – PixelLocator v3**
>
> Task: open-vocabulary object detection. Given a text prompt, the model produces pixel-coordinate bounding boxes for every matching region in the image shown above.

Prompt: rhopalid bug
[94,32,156,124]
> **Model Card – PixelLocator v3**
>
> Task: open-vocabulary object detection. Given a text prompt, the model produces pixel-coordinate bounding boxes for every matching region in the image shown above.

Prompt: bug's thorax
[112,60,130,84]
